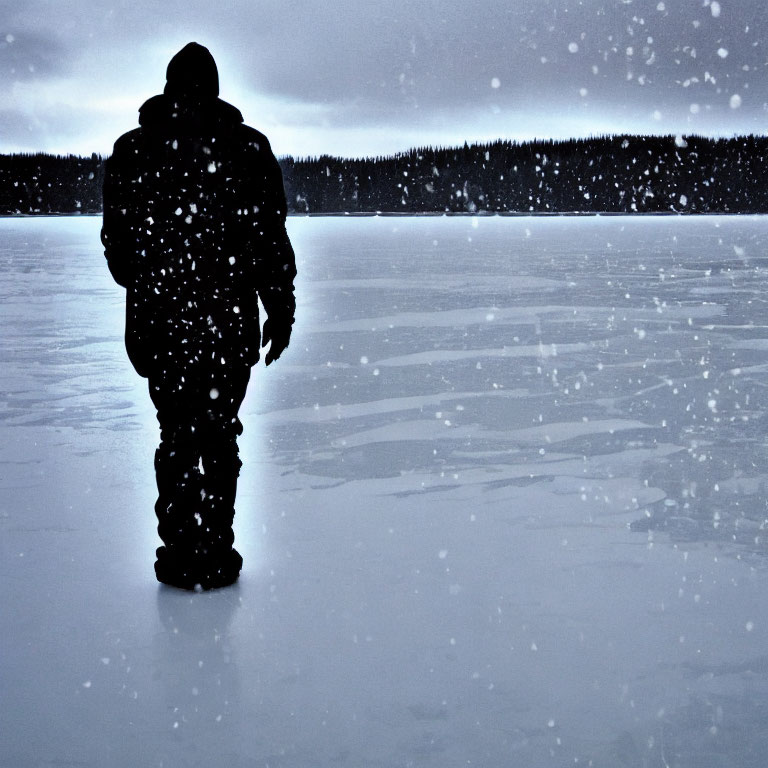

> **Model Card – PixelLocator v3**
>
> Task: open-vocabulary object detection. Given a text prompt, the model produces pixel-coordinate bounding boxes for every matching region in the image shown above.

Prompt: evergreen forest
[1,134,765,216]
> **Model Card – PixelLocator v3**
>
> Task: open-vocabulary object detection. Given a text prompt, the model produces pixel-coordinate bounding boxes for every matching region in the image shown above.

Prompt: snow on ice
[3,214,768,766]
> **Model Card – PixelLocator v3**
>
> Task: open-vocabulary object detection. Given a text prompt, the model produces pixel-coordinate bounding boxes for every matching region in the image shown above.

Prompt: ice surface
[3,215,768,766]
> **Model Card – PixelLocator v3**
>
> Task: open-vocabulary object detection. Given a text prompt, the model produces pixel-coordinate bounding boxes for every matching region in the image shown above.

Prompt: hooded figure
[102,43,296,590]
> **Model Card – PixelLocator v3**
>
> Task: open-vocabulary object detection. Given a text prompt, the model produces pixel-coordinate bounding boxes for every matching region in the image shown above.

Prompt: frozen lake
[3,214,768,767]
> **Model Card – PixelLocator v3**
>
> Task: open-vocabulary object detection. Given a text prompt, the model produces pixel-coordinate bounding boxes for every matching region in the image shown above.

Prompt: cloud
[0,31,72,81]
[1,0,767,156]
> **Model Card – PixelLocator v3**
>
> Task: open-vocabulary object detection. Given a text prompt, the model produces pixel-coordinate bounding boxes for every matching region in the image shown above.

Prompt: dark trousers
[148,364,251,562]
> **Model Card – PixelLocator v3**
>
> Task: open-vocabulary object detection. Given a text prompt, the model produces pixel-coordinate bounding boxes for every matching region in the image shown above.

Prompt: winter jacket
[101,86,296,378]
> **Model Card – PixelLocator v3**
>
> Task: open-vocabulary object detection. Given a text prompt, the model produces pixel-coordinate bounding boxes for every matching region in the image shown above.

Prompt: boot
[154,545,243,591]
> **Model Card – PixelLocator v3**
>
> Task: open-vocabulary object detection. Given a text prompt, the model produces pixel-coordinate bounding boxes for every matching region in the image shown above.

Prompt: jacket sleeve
[101,135,141,288]
[253,139,297,325]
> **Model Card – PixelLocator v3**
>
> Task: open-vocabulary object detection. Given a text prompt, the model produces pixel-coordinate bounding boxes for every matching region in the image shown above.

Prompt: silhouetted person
[102,42,296,590]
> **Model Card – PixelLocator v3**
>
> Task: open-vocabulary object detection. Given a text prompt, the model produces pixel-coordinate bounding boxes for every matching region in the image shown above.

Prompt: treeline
[1,134,767,215]
[282,135,767,214]
[0,152,105,214]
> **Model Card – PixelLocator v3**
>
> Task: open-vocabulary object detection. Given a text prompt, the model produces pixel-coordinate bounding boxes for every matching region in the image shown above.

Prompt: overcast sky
[2,0,767,158]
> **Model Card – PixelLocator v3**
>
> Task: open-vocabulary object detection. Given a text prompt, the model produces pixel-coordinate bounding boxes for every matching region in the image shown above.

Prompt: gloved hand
[262,317,292,366]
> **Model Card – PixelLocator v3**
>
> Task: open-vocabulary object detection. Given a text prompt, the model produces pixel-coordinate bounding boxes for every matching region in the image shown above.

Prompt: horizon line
[2,130,764,164]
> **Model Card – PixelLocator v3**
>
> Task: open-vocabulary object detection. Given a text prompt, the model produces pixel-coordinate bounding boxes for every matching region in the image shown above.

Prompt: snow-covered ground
[3,214,768,767]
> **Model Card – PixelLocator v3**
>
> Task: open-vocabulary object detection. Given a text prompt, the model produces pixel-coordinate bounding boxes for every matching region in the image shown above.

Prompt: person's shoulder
[213,99,268,150]
[237,123,274,155]
[215,98,243,125]
[110,127,143,158]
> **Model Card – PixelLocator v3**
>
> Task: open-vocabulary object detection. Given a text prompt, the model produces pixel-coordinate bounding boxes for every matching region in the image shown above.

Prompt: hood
[137,42,244,129]
[164,42,219,99]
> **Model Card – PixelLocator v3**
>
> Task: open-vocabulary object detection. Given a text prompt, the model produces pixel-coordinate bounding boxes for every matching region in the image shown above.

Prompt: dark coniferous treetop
[1,134,767,215]
[0,152,105,214]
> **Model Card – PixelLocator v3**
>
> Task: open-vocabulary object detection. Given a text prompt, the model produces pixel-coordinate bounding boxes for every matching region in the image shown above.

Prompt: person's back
[102,43,296,590]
